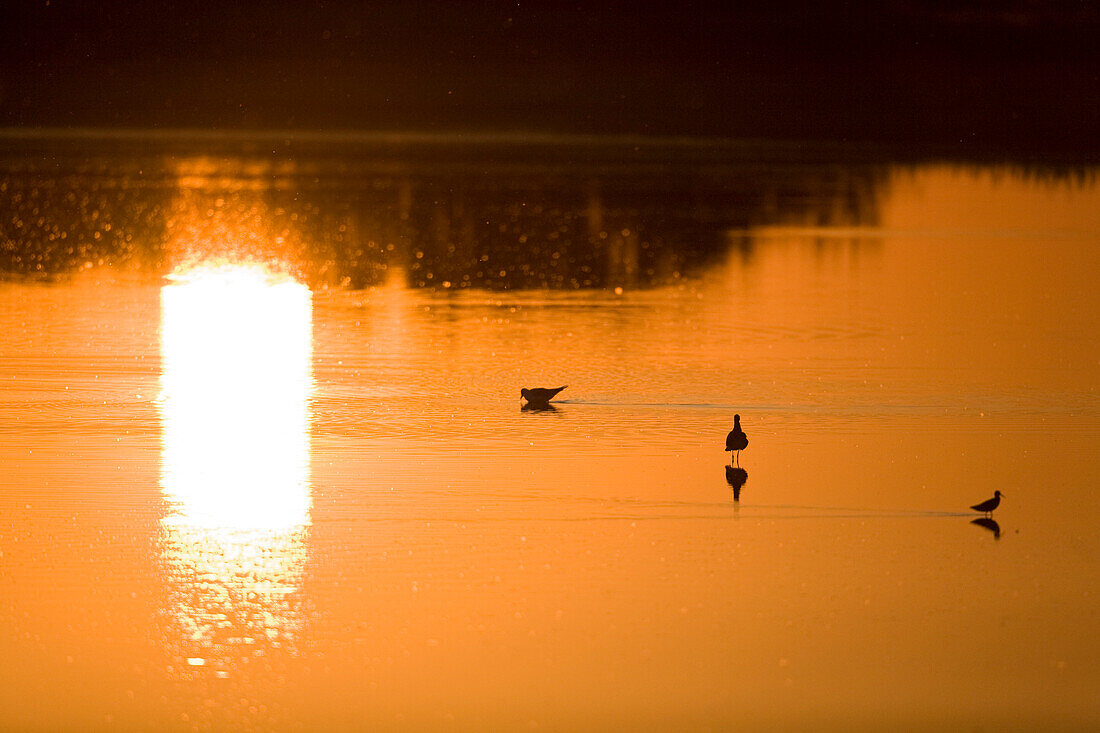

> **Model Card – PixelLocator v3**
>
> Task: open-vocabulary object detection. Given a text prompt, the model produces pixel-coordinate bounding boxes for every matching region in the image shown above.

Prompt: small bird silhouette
[520,385,567,404]
[725,414,748,465]
[970,490,1003,515]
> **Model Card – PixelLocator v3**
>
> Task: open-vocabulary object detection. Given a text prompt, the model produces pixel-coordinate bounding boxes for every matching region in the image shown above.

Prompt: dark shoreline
[2,127,1099,170]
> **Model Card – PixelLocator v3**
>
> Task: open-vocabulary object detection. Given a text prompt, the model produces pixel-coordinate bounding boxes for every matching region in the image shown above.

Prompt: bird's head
[734,414,741,424]
[520,388,530,399]
[994,490,1004,497]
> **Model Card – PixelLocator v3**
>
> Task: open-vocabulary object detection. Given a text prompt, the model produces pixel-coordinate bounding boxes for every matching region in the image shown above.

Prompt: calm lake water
[1,133,1098,731]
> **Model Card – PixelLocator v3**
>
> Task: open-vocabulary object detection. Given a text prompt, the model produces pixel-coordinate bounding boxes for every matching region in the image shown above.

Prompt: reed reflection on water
[0,135,893,290]
[158,265,313,683]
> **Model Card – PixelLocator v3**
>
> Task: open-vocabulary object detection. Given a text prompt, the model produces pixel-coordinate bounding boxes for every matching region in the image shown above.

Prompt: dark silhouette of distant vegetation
[0,132,890,286]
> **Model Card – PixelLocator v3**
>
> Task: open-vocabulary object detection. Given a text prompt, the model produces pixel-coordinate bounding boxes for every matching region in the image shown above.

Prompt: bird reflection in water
[521,401,558,412]
[725,466,748,501]
[971,517,1002,540]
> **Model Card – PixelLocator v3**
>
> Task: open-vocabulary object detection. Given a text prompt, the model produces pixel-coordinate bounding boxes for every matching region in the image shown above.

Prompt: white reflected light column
[158,264,313,684]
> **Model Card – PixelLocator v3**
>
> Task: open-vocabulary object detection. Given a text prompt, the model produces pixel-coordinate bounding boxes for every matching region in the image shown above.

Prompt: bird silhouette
[970,490,1003,516]
[725,414,748,465]
[520,386,567,404]
[725,466,748,501]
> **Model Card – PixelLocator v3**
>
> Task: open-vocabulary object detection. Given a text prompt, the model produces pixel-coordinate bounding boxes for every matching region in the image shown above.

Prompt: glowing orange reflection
[158,263,313,679]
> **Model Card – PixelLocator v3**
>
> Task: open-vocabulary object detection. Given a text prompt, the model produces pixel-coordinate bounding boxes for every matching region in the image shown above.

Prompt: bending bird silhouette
[970,490,1004,516]
[725,414,748,465]
[520,385,567,404]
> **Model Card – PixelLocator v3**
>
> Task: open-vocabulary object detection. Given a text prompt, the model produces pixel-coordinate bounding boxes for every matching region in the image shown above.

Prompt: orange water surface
[1,146,1098,731]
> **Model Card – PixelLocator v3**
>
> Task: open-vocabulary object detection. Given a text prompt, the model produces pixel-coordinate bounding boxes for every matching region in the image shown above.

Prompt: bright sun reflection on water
[160,264,313,530]
[158,263,313,683]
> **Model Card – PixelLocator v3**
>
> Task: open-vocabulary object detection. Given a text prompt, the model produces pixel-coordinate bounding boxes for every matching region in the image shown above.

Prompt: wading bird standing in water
[520,385,567,405]
[970,490,1004,516]
[725,414,748,465]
